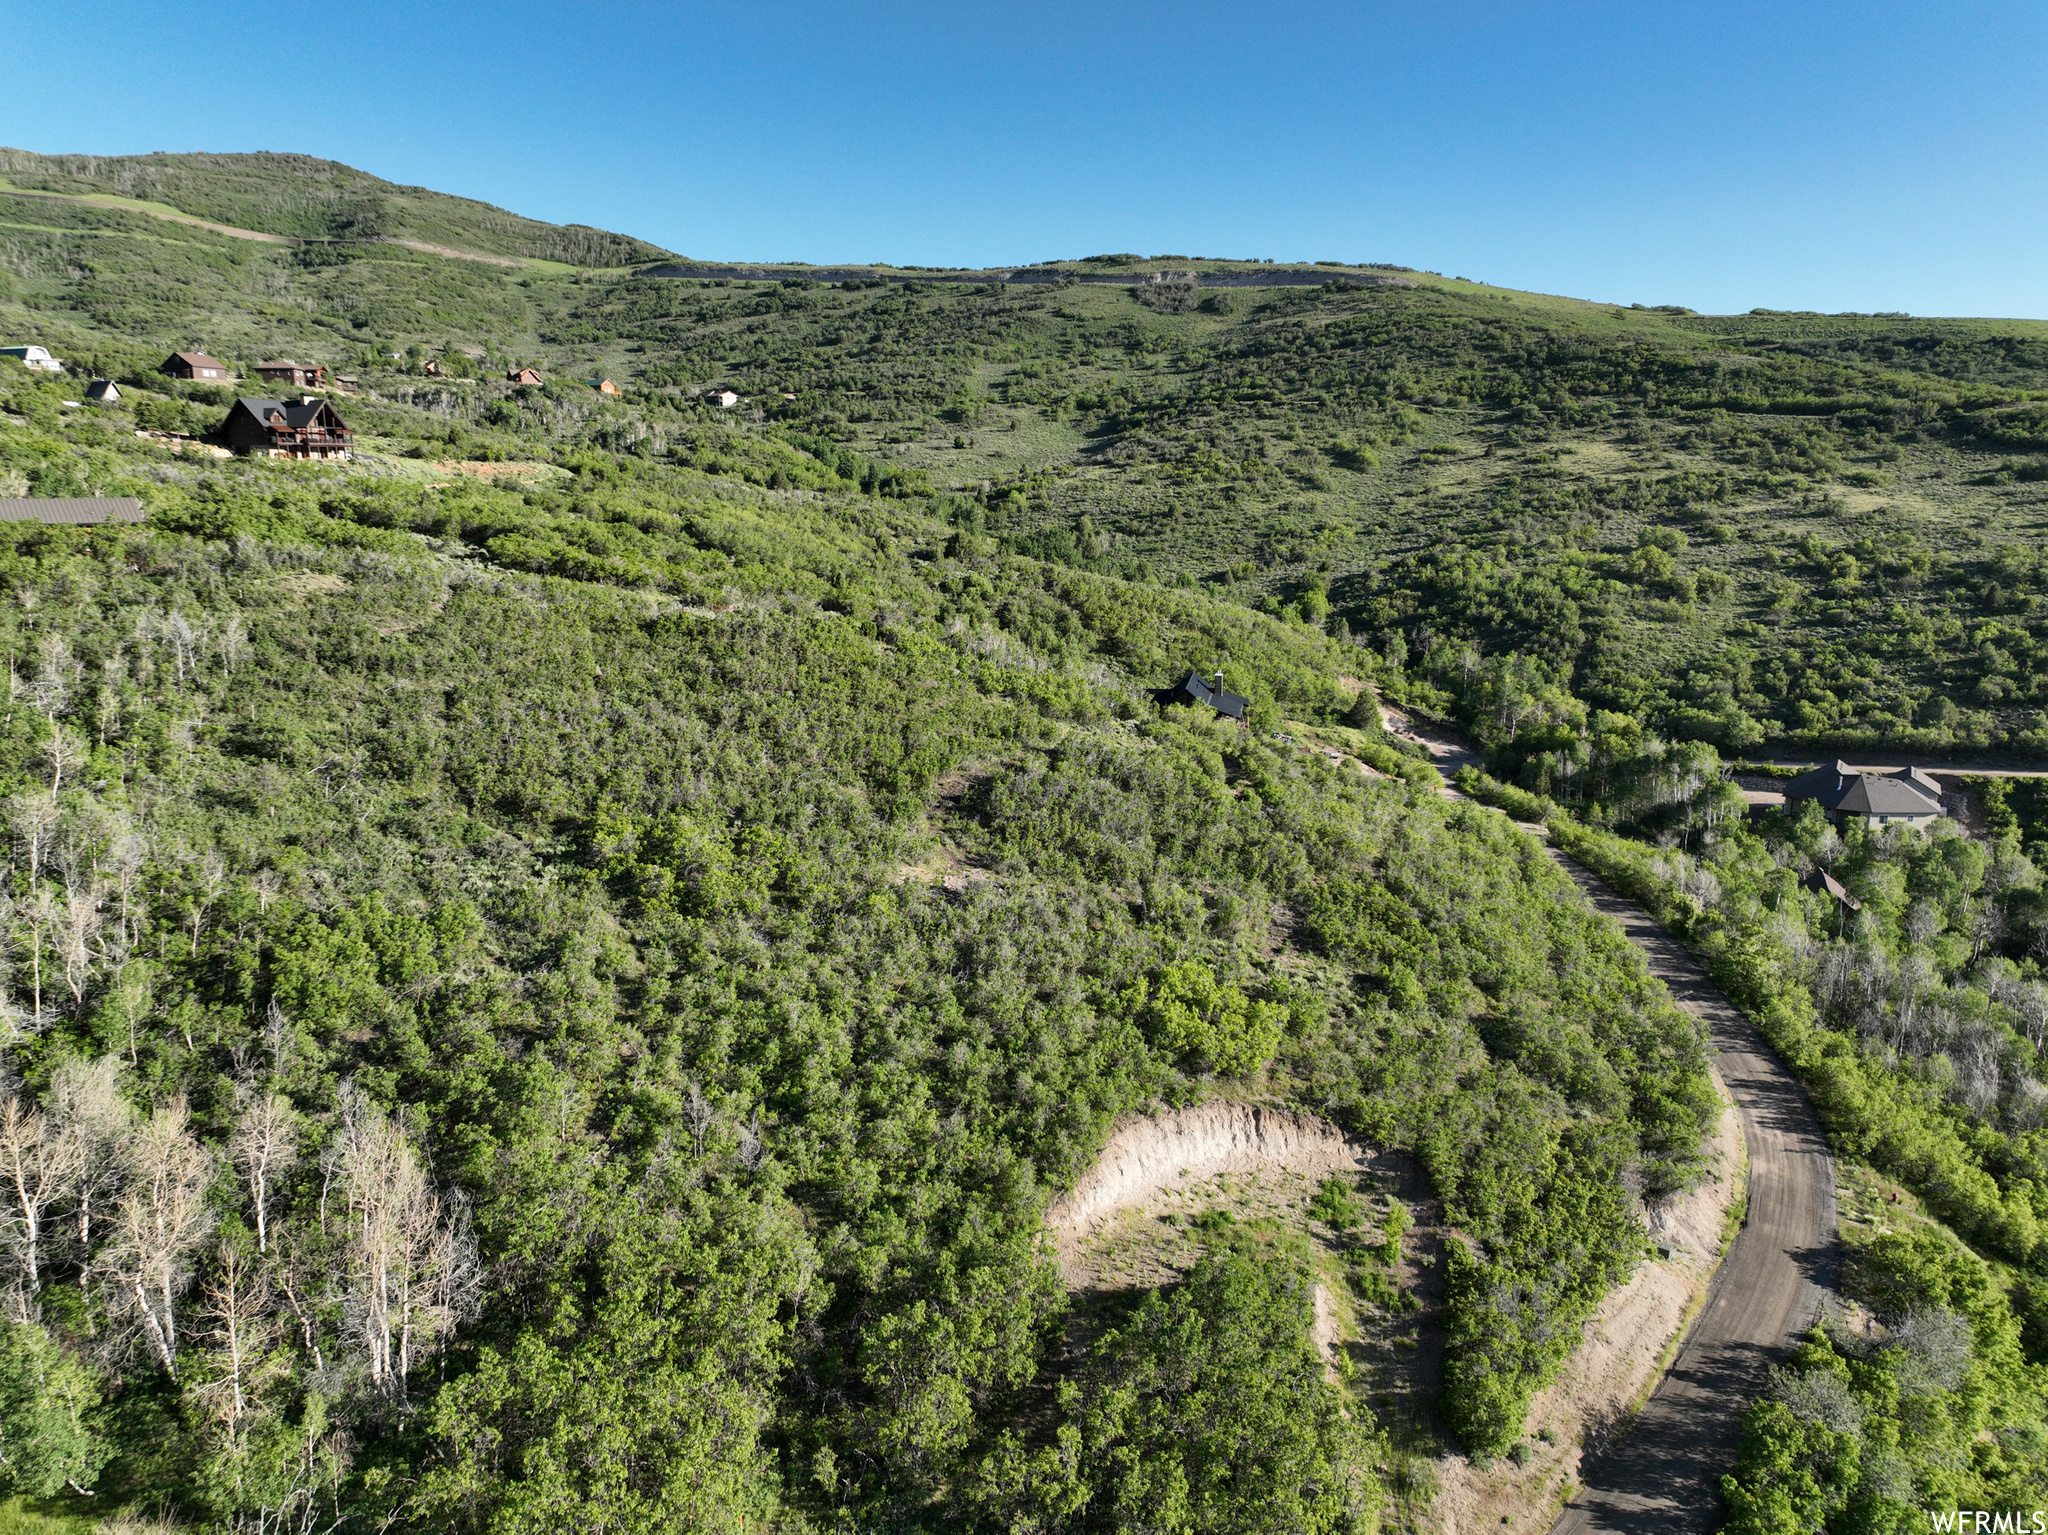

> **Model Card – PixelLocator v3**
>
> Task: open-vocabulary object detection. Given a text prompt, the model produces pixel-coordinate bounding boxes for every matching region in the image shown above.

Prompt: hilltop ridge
[0,146,674,267]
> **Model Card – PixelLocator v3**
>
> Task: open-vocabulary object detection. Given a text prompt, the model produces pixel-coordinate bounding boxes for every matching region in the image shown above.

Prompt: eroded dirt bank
[1044,1101,1370,1285]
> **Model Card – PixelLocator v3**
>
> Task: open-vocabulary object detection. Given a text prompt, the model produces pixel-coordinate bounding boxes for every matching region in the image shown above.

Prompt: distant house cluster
[1783,761,1944,829]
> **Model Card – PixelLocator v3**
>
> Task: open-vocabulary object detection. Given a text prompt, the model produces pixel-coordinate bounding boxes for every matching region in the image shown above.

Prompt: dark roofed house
[0,498,145,526]
[1799,869,1862,909]
[162,351,229,381]
[220,397,354,461]
[1783,760,1944,829]
[1170,669,1248,722]
[252,361,327,388]
[83,380,121,405]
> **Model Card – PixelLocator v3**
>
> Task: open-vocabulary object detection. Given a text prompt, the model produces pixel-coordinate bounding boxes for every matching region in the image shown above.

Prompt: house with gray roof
[1170,669,1248,722]
[1782,761,1944,829]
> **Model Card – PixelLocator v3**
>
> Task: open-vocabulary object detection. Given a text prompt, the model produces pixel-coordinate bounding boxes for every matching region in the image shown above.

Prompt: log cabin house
[594,378,621,396]
[506,367,544,385]
[253,361,327,388]
[161,351,229,381]
[221,396,354,460]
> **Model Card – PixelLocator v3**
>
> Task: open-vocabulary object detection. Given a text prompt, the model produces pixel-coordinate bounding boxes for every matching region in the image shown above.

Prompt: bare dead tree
[161,611,200,685]
[103,1098,213,1377]
[0,1094,81,1318]
[330,1088,479,1402]
[230,1087,299,1254]
[272,1231,328,1373]
[47,1055,133,1312]
[685,1079,714,1158]
[189,1242,278,1429]
[17,885,57,1029]
[188,850,228,958]
[38,722,87,795]
[57,890,101,1008]
[105,833,147,952]
[7,791,59,888]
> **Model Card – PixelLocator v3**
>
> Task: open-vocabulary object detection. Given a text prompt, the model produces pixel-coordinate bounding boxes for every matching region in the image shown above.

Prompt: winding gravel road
[1370,702,1841,1529]
[1545,859,1838,1535]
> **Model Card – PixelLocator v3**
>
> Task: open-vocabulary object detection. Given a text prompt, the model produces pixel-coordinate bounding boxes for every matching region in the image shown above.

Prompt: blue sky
[1,0,2043,316]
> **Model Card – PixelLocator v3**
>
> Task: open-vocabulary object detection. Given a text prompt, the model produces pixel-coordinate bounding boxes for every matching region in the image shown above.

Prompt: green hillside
[0,147,672,266]
[0,151,2041,1530]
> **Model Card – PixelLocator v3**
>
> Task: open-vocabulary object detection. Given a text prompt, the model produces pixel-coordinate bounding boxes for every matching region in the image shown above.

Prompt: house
[421,358,440,376]
[1169,669,1248,722]
[506,367,544,386]
[83,380,121,405]
[594,378,621,396]
[1,345,64,373]
[161,351,229,381]
[706,388,740,408]
[219,396,354,460]
[0,497,145,525]
[252,361,327,388]
[1782,760,1944,829]
[1799,869,1862,909]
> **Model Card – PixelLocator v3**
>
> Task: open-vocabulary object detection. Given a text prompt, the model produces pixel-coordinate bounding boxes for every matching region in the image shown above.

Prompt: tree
[0,1320,110,1497]
[0,1096,79,1318]
[46,1056,132,1308]
[103,1098,212,1376]
[329,1088,477,1403]
[229,1087,299,1255]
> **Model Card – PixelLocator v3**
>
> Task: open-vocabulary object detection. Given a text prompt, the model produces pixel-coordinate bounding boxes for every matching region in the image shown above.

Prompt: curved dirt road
[1546,859,1837,1535]
[1364,697,1840,1528]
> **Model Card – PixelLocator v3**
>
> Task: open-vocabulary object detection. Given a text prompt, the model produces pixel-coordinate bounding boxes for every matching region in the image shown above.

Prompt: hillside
[0,147,673,267]
[0,151,2042,1531]
[11,155,2048,766]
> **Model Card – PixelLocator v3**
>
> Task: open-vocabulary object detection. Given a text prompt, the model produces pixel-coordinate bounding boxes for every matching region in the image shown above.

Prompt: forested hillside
[0,252,1732,1529]
[0,149,2045,1530]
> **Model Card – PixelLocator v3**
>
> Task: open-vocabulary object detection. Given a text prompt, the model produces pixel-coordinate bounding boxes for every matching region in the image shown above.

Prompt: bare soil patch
[1045,1102,1370,1286]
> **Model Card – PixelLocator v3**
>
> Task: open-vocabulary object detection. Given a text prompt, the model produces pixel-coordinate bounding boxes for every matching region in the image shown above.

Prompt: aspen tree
[330,1087,478,1401]
[191,1242,278,1429]
[229,1086,298,1254]
[0,1095,81,1317]
[104,1099,211,1377]
[47,1056,133,1310]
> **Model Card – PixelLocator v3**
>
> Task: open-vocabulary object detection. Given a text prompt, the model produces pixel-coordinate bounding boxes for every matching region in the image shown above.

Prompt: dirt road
[1369,700,1840,1530]
[1545,861,1837,1535]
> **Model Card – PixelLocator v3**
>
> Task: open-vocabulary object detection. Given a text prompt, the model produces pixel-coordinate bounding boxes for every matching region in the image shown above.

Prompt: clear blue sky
[2,0,2043,317]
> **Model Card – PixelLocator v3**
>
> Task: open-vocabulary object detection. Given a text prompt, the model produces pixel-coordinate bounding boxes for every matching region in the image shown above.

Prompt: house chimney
[1212,671,1224,697]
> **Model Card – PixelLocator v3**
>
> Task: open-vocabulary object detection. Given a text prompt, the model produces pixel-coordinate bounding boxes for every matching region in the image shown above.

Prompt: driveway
[1545,861,1837,1534]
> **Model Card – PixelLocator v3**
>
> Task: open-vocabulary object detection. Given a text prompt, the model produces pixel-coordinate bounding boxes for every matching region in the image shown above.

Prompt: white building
[0,345,64,373]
